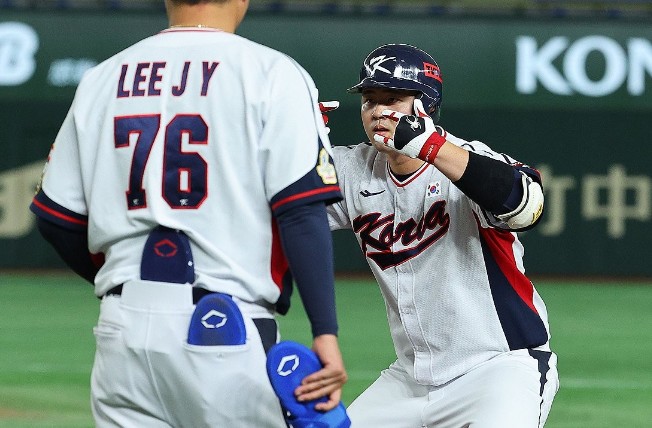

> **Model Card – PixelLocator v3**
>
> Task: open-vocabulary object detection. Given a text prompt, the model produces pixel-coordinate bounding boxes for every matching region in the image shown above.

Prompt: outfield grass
[1,273,651,427]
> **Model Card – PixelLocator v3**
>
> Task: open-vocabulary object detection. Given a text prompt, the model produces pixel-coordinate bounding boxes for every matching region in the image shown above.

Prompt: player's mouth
[373,123,389,134]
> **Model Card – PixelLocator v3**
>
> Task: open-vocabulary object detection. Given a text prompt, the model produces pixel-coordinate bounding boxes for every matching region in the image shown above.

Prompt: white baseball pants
[348,349,558,428]
[90,280,286,428]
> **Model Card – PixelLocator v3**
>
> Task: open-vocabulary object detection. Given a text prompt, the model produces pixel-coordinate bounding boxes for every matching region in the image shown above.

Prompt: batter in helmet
[320,42,557,427]
[348,44,443,123]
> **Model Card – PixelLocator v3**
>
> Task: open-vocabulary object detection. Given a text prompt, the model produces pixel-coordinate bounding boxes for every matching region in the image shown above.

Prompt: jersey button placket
[394,188,423,368]
[395,251,429,382]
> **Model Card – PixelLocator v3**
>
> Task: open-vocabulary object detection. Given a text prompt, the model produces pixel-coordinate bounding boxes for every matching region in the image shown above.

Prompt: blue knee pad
[187,293,246,346]
[266,341,350,428]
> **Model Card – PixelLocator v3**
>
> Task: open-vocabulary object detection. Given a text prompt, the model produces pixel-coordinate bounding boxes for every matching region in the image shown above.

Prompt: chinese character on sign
[583,165,651,238]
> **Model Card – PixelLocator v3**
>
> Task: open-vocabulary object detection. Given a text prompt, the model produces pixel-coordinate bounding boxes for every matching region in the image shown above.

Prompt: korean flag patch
[426,181,441,198]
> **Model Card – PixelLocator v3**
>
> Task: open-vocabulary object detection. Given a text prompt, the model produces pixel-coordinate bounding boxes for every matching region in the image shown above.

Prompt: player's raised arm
[377,99,544,231]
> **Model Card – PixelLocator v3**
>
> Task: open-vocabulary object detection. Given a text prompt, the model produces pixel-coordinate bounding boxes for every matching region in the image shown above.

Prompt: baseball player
[28,0,348,426]
[324,44,559,427]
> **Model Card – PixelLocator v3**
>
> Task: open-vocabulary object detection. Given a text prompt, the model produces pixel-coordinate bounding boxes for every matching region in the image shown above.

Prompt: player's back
[63,28,321,302]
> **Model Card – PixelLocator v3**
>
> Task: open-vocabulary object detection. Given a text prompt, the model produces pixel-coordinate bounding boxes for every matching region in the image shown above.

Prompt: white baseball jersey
[31,28,340,303]
[327,133,552,387]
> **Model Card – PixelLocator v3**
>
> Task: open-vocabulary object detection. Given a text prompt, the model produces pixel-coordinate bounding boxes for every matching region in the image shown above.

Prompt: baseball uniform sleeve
[261,57,341,217]
[447,134,543,231]
[325,145,354,231]
[30,98,88,229]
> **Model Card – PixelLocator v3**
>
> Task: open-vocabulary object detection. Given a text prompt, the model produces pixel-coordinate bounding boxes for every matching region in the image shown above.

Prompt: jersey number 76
[114,114,208,210]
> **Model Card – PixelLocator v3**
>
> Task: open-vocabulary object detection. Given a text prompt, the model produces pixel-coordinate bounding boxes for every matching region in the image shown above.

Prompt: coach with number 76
[29,1,349,427]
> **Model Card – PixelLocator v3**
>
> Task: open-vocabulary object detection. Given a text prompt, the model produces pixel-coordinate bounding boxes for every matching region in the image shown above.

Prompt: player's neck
[167,1,247,34]
[387,153,426,176]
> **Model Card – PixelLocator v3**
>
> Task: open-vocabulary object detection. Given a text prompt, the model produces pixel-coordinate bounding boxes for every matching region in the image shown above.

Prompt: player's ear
[235,0,250,26]
[413,98,429,118]
[431,106,441,124]
[413,95,441,123]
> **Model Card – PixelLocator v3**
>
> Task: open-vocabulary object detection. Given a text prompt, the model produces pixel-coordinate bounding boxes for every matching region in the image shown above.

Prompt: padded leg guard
[266,341,351,428]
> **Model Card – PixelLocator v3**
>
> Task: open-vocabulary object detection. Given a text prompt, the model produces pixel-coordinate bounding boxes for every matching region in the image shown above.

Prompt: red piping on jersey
[475,218,538,314]
[271,186,341,211]
[31,198,88,226]
[387,162,430,187]
[270,219,288,290]
[90,252,106,269]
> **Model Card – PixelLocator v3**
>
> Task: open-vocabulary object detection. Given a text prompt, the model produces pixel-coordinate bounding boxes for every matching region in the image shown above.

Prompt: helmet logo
[423,62,442,83]
[366,55,396,77]
[406,116,421,130]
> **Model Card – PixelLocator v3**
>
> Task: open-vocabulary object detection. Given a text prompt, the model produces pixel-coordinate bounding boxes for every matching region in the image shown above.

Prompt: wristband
[418,132,446,163]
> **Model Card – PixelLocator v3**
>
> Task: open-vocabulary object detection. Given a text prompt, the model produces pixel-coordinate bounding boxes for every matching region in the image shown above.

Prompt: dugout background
[1,7,651,277]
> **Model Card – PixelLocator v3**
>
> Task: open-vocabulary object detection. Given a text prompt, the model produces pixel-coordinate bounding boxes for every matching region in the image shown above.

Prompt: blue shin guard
[187,293,246,346]
[266,341,351,428]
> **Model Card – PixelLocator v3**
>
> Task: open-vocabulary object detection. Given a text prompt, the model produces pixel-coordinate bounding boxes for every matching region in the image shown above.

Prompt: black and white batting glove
[374,99,447,163]
[319,101,339,135]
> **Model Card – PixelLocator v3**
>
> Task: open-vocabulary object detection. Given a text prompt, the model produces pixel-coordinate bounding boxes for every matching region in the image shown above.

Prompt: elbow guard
[496,173,544,230]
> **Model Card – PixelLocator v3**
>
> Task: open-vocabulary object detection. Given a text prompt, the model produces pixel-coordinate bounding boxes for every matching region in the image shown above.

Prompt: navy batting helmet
[348,44,443,122]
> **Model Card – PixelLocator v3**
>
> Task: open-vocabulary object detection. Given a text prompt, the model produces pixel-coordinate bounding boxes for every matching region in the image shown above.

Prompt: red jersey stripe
[269,219,288,291]
[31,198,88,226]
[477,225,538,314]
[270,186,340,211]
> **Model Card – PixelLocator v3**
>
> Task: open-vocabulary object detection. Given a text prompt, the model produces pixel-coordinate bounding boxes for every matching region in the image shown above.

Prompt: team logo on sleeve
[34,152,52,195]
[316,148,337,185]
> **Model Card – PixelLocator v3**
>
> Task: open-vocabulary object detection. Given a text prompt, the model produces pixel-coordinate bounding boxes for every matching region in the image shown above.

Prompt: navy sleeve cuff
[270,142,342,216]
[30,190,88,232]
